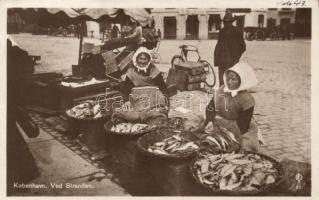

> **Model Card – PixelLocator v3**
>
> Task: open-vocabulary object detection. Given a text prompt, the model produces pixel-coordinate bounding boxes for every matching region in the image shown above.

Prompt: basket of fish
[65,100,110,121]
[137,128,202,195]
[137,128,200,160]
[199,126,241,153]
[190,150,284,195]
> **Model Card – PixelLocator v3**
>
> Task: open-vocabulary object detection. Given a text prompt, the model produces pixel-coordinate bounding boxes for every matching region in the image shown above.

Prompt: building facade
[151,8,268,40]
[267,8,296,27]
[84,8,311,40]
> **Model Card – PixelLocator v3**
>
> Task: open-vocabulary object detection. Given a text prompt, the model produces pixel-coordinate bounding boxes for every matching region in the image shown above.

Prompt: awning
[8,8,152,27]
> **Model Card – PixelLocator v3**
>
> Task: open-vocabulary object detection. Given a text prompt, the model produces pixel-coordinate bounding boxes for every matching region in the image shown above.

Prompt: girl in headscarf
[121,46,168,103]
[115,46,169,125]
[204,62,260,152]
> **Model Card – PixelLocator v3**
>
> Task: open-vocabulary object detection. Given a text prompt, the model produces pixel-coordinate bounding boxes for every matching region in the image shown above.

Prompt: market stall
[9,8,153,160]
[8,8,311,196]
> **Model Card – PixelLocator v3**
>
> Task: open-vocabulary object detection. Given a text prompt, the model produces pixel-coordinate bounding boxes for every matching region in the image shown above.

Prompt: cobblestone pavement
[11,34,311,164]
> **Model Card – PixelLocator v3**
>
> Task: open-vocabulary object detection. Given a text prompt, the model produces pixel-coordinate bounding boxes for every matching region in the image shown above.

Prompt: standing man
[214,12,246,86]
[157,28,162,39]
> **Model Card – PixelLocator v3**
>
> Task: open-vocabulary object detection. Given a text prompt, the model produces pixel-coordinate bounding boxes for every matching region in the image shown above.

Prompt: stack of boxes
[172,61,206,91]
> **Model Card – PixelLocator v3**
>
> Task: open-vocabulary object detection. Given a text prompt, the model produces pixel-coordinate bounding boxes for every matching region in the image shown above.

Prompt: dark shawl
[214,26,246,68]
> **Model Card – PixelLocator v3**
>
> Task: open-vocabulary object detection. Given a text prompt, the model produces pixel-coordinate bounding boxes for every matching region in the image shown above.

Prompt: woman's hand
[204,121,214,134]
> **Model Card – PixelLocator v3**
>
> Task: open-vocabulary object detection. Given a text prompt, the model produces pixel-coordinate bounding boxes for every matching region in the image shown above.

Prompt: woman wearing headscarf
[113,47,169,124]
[204,62,259,152]
[121,46,168,103]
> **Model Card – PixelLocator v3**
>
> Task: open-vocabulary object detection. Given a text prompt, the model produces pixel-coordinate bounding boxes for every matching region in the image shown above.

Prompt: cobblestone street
[12,34,311,163]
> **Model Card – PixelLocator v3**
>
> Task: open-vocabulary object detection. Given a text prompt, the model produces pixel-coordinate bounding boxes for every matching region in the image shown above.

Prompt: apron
[214,89,260,152]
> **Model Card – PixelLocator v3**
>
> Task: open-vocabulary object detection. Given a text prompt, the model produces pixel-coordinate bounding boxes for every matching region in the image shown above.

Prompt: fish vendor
[119,46,169,112]
[204,62,260,152]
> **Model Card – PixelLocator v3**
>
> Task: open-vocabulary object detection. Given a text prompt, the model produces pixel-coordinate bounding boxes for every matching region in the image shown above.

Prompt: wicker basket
[136,129,200,195]
[137,128,198,160]
[65,112,110,159]
[189,149,285,196]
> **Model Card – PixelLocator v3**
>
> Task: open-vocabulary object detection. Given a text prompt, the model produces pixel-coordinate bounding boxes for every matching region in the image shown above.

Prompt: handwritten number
[281,0,306,6]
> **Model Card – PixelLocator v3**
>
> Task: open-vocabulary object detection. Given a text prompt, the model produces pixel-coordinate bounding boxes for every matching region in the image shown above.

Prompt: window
[268,8,277,11]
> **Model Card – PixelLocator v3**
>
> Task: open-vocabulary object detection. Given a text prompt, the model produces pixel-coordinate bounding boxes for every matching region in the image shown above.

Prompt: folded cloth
[183,115,205,132]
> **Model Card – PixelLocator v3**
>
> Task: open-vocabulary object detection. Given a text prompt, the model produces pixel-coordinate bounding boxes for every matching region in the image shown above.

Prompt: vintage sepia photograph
[3,1,316,197]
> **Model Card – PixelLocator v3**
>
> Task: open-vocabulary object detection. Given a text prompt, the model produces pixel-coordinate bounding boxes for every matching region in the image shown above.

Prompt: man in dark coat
[214,12,246,86]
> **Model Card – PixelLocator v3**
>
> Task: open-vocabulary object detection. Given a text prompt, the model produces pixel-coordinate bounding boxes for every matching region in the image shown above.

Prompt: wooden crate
[174,61,206,76]
[58,80,111,110]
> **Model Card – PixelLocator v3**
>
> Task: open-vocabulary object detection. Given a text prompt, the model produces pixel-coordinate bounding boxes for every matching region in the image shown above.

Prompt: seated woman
[204,62,259,152]
[115,47,169,123]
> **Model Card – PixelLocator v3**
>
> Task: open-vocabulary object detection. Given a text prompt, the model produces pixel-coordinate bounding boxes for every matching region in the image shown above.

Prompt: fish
[154,142,165,147]
[225,153,245,160]
[173,142,199,152]
[165,142,181,151]
[229,159,252,165]
[206,136,222,149]
[172,135,182,141]
[221,165,237,178]
[216,135,229,150]
[265,175,276,184]
[200,160,210,173]
[242,164,253,176]
[152,149,168,155]
[220,164,234,177]
[219,126,240,144]
[253,163,263,169]
[203,178,215,185]
[231,171,239,183]
[207,154,222,162]
[219,177,228,190]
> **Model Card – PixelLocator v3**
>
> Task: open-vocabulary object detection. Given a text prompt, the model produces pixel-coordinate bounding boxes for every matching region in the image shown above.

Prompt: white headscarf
[132,47,152,73]
[223,62,258,97]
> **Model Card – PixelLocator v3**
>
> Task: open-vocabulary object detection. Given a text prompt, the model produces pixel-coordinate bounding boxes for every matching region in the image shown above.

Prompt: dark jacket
[214,26,246,68]
[7,40,39,195]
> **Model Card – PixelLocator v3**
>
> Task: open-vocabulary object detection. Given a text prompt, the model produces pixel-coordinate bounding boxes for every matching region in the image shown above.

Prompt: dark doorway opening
[236,15,245,33]
[295,8,311,37]
[208,14,221,39]
[164,17,177,39]
[186,15,199,39]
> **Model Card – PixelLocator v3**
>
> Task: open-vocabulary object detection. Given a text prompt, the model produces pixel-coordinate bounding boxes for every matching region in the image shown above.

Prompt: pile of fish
[111,123,155,134]
[66,101,103,119]
[200,126,240,151]
[192,152,279,192]
[148,134,199,155]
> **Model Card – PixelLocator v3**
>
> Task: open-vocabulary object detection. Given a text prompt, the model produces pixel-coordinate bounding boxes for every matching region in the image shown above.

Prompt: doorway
[164,17,177,39]
[208,14,221,39]
[186,15,199,39]
[236,15,245,33]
